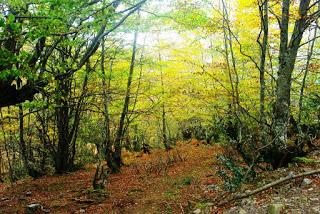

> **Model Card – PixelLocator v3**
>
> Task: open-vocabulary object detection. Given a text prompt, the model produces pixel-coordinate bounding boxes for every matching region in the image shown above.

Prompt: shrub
[217,155,255,192]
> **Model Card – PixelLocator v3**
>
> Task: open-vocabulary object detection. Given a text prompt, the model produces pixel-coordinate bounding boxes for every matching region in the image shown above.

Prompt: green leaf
[8,14,15,23]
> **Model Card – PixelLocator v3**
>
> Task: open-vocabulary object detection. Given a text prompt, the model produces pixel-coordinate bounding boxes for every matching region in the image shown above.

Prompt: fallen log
[217,168,320,207]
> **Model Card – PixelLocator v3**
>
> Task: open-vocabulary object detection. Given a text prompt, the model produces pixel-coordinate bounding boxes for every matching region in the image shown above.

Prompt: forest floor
[0,140,319,214]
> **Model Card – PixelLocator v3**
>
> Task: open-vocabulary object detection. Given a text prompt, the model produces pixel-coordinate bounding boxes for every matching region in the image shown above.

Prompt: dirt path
[0,142,223,214]
[88,142,223,213]
[1,143,319,214]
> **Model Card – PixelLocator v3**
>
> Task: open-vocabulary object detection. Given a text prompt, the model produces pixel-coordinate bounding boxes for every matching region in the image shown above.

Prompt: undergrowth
[217,155,255,192]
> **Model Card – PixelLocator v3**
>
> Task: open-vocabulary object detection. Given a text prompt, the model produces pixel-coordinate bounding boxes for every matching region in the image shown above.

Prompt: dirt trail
[0,142,223,213]
[89,142,222,213]
[1,143,319,214]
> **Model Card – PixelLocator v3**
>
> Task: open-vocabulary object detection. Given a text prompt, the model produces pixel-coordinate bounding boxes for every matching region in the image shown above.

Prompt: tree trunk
[18,105,41,178]
[222,0,241,142]
[113,30,138,172]
[70,62,90,165]
[158,50,169,149]
[272,0,311,168]
[258,0,269,145]
[101,39,115,171]
[55,79,72,173]
[55,59,90,173]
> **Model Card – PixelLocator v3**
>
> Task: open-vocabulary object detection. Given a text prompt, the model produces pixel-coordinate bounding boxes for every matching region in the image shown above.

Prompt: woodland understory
[0,0,320,213]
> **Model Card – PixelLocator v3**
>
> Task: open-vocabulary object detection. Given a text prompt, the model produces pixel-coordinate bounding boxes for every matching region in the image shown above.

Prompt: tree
[258,0,269,145]
[112,30,138,172]
[272,0,317,167]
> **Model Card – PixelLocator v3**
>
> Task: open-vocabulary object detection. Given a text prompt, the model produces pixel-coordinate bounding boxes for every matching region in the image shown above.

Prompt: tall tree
[258,0,269,145]
[112,30,139,172]
[273,0,315,167]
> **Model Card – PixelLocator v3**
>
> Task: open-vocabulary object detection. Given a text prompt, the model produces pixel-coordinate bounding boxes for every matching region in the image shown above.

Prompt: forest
[0,0,320,213]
